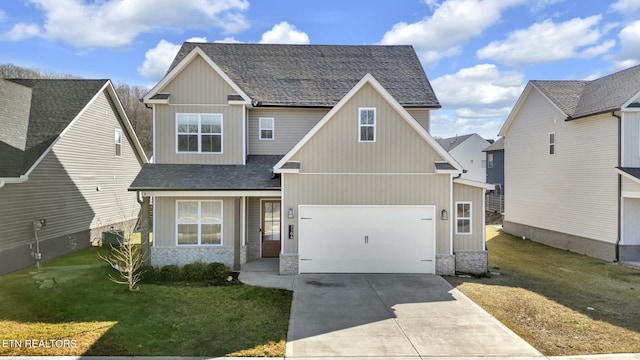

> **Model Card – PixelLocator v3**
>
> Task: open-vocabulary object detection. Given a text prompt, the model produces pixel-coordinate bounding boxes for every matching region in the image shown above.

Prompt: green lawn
[447,227,640,356]
[0,246,292,357]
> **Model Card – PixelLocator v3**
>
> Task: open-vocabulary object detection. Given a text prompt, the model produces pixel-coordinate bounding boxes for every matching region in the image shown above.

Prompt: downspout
[613,111,622,262]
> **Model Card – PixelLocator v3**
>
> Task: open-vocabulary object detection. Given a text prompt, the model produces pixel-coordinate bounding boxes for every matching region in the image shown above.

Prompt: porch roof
[129,155,282,191]
[618,167,640,182]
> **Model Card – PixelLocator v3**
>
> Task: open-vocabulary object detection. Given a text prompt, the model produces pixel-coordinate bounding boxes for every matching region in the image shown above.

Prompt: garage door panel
[299,205,435,273]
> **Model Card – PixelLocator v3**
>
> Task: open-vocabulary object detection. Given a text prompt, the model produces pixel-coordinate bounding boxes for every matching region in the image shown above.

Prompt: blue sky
[1,0,639,139]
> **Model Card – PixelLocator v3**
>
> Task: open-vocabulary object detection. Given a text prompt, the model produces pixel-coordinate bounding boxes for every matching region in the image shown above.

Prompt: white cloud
[215,36,243,43]
[3,22,40,41]
[477,16,613,65]
[259,22,309,44]
[431,64,524,108]
[137,37,208,81]
[0,9,6,22]
[378,0,524,65]
[609,20,640,70]
[3,0,249,48]
[610,0,640,13]
[429,64,524,138]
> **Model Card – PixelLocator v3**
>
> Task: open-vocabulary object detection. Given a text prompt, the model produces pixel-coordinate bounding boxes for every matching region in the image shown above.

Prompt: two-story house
[130,43,492,275]
[0,78,147,274]
[483,137,504,193]
[436,133,491,183]
[499,64,640,264]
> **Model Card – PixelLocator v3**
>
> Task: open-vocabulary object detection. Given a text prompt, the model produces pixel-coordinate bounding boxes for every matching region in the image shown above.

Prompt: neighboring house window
[259,117,274,140]
[176,113,222,153]
[359,107,376,142]
[487,153,494,168]
[549,132,555,155]
[456,202,472,235]
[114,128,122,157]
[176,200,223,246]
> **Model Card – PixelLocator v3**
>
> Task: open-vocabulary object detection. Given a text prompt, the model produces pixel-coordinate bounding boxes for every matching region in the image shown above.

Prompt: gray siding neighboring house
[483,137,505,193]
[0,79,147,274]
[131,43,492,275]
[500,65,640,264]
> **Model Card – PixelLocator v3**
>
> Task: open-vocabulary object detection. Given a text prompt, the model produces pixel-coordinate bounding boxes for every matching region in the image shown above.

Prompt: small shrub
[207,262,231,284]
[138,265,159,283]
[183,262,208,281]
[159,264,181,282]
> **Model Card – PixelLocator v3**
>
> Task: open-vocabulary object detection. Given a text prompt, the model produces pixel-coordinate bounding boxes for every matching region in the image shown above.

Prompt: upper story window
[487,153,494,168]
[114,128,122,157]
[455,202,472,235]
[549,132,556,155]
[359,108,376,142]
[176,113,222,153]
[259,117,274,140]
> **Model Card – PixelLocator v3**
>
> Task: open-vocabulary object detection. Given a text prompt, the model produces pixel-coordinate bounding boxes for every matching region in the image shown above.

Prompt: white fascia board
[622,89,640,109]
[453,178,495,190]
[273,73,463,172]
[105,81,148,165]
[0,175,28,183]
[142,190,282,197]
[616,168,640,185]
[143,47,251,104]
[499,83,569,137]
[145,98,170,104]
[277,169,300,174]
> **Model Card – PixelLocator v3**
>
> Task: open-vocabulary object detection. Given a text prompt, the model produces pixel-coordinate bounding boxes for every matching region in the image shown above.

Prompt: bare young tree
[98,228,146,291]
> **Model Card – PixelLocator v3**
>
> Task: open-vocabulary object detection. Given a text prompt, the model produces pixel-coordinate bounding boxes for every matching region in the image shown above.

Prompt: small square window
[114,129,122,157]
[359,108,376,142]
[259,117,274,140]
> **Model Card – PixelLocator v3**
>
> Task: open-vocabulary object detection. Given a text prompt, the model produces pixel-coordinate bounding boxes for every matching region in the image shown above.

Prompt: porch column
[233,197,241,271]
[139,196,151,265]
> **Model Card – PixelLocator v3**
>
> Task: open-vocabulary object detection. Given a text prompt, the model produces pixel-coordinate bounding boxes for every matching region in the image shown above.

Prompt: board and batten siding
[161,55,235,105]
[289,83,444,173]
[246,197,261,260]
[406,108,431,133]
[283,174,452,255]
[453,183,484,251]
[0,89,142,251]
[623,111,640,167]
[154,104,243,164]
[504,89,619,243]
[248,108,328,155]
[153,197,236,248]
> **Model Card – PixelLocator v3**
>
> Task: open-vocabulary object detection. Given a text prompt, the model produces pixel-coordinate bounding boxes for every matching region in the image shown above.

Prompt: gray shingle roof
[483,137,504,152]
[435,162,457,170]
[129,155,282,191]
[167,43,440,108]
[0,78,108,177]
[436,134,474,152]
[531,64,640,119]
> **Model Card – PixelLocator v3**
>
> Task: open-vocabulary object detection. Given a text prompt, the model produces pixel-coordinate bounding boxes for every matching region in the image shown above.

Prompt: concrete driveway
[287,273,543,358]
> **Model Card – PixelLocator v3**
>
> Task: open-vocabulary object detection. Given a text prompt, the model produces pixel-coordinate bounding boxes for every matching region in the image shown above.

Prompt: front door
[261,200,281,257]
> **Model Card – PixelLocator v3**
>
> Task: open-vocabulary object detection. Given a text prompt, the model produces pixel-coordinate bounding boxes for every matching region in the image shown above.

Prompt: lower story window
[176,200,222,245]
[456,202,472,235]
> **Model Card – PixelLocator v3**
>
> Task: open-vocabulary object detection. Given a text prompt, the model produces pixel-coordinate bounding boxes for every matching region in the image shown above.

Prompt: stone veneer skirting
[436,254,455,276]
[279,253,299,275]
[455,251,488,275]
[151,246,234,268]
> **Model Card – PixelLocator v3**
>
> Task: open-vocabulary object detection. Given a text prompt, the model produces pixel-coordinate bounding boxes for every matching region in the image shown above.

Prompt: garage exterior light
[441,209,448,220]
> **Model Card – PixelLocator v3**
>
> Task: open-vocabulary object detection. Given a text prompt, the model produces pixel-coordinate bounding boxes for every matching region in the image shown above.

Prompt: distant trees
[1,63,152,151]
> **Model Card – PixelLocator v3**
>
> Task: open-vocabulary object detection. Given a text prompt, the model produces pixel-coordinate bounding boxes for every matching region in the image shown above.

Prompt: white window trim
[114,128,122,157]
[549,132,556,155]
[258,117,275,140]
[455,201,472,235]
[175,200,223,246]
[176,113,223,154]
[358,107,376,143]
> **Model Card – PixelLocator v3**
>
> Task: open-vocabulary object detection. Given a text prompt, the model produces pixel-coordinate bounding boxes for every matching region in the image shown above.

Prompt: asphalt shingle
[167,43,440,108]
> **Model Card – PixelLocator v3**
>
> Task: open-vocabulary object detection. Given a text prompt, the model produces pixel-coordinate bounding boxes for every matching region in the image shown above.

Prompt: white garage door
[298,205,436,273]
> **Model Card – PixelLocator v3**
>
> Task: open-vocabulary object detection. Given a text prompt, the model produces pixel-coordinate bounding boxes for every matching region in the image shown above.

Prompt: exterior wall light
[441,209,448,220]
[288,208,295,218]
